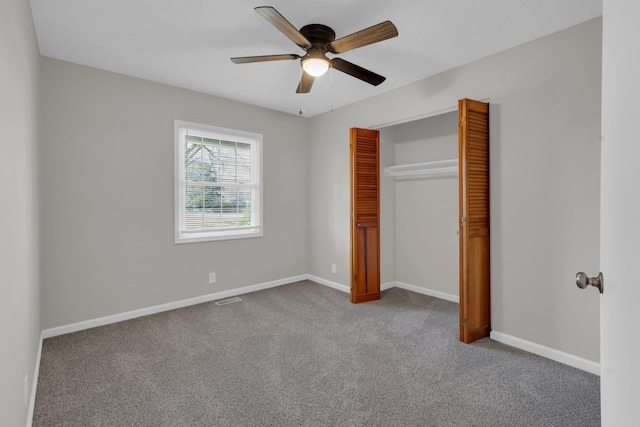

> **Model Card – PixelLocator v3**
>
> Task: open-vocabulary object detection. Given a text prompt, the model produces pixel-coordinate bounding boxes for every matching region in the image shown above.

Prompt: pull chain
[330,66,334,113]
[299,66,303,115]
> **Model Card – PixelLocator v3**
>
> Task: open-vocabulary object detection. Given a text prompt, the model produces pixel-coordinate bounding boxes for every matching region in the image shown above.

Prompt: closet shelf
[383,159,458,178]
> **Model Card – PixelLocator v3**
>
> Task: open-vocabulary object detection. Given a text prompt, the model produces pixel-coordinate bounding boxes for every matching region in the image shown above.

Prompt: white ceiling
[29,0,602,117]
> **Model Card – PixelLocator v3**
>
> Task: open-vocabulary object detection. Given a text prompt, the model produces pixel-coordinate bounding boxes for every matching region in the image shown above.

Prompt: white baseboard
[306,275,350,293]
[41,274,307,339]
[307,277,397,294]
[490,330,600,376]
[394,281,459,303]
[25,332,43,427]
[380,281,395,291]
[307,277,457,303]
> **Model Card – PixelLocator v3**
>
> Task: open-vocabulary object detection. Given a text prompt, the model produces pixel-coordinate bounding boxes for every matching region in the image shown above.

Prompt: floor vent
[215,297,242,306]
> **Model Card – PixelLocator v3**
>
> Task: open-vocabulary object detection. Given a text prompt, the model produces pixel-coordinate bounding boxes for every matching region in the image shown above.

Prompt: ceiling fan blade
[231,54,300,64]
[329,21,398,54]
[331,58,386,86]
[254,6,311,49]
[296,72,315,93]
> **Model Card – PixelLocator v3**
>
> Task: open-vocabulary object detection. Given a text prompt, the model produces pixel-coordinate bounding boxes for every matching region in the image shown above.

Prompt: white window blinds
[175,121,262,243]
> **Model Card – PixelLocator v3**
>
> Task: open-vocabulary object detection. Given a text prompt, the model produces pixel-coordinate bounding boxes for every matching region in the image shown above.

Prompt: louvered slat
[465,107,489,234]
[354,134,379,223]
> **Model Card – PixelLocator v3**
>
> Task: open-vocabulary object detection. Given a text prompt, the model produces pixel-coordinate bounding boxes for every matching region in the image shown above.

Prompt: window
[174,120,262,243]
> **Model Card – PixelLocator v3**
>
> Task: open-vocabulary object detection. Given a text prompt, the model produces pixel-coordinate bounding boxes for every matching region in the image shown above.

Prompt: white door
[600,1,640,425]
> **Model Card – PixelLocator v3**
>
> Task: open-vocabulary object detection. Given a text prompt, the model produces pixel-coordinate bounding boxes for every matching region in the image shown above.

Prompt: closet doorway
[350,99,490,344]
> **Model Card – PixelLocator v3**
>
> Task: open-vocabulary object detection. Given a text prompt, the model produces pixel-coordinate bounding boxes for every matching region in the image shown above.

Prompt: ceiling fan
[231,6,398,93]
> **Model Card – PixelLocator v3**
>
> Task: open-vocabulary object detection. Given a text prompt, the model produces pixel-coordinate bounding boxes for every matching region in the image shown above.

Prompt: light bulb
[302,57,330,77]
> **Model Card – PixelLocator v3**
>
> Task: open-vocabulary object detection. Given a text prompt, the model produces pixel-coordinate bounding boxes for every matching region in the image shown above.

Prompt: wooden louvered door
[350,128,380,304]
[458,98,490,344]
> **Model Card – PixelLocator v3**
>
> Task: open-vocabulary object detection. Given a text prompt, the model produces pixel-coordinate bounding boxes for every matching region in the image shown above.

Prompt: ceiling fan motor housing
[300,24,336,47]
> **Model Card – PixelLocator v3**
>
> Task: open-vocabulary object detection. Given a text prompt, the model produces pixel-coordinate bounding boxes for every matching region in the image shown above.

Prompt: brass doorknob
[576,272,604,294]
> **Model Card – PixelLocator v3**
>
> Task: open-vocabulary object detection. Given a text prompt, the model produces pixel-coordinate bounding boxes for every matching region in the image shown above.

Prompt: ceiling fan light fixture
[301,56,330,77]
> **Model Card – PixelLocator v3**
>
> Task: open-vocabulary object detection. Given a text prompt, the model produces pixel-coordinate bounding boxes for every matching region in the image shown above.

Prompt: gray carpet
[33,280,600,426]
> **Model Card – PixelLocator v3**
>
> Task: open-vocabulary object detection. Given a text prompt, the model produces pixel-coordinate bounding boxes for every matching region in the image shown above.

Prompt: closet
[352,98,489,343]
[380,110,460,301]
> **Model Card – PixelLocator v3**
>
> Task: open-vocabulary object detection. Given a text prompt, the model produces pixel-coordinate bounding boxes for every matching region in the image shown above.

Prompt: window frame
[174,120,263,244]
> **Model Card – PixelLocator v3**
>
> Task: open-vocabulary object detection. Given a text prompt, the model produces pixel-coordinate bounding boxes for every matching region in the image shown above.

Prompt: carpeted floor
[33,280,600,426]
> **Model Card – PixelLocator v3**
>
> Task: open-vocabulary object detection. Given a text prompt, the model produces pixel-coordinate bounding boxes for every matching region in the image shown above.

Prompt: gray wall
[0,0,41,425]
[40,59,310,328]
[308,18,602,362]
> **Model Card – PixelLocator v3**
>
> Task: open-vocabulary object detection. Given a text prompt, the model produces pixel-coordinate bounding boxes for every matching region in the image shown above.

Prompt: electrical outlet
[209,272,216,283]
[331,263,336,274]
[23,374,28,407]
